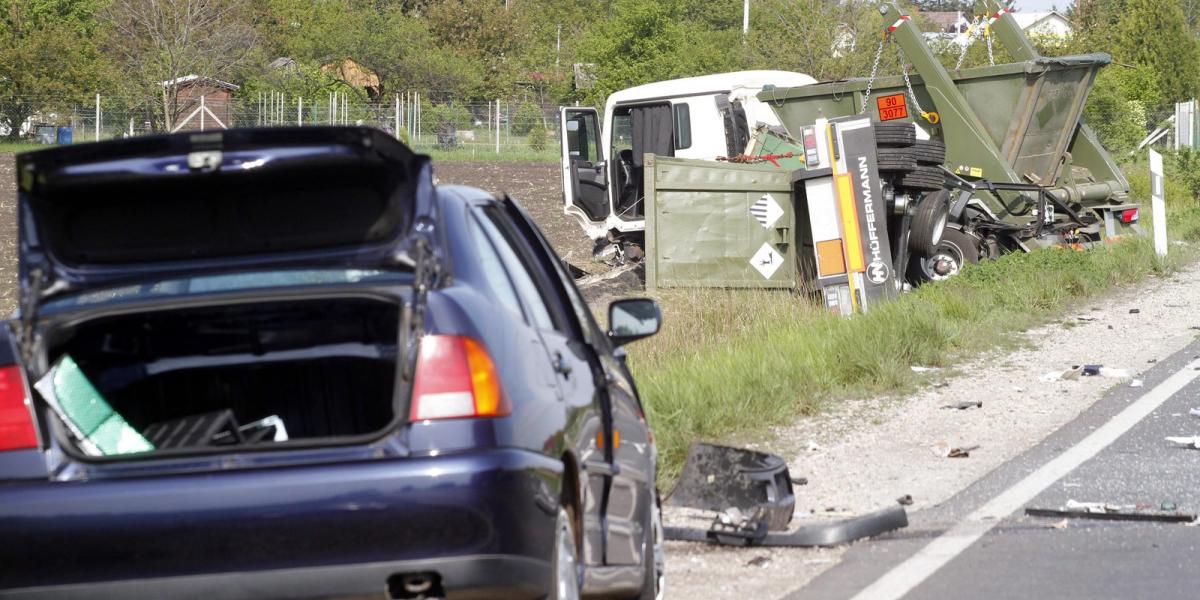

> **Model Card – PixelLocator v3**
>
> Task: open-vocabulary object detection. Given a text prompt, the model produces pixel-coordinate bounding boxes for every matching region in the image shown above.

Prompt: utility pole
[743,0,749,37]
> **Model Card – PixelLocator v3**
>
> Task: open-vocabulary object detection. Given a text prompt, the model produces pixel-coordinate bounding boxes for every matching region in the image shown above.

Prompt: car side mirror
[607,298,661,347]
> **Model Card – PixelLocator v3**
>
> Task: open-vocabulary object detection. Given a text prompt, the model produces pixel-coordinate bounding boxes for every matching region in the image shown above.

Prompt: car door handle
[584,459,619,477]
[553,352,572,377]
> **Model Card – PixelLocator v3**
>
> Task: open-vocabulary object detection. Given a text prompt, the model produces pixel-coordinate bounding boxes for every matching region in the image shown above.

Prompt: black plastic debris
[941,400,983,410]
[1025,507,1195,523]
[666,442,796,531]
[664,505,909,548]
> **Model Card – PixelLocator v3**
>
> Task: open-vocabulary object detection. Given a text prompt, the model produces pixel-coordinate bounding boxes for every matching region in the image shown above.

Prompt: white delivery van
[559,71,816,252]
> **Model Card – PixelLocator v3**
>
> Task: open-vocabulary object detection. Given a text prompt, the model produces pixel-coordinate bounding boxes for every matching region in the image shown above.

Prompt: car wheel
[637,495,666,600]
[551,506,581,600]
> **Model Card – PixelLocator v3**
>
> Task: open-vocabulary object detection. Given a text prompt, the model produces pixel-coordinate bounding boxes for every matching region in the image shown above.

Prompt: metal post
[495,99,501,154]
[200,95,206,131]
[556,25,562,66]
[395,94,400,139]
[1150,149,1167,258]
[743,0,749,36]
[94,93,100,141]
[298,97,303,126]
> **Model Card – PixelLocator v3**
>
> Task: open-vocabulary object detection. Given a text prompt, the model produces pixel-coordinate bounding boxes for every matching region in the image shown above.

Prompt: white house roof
[1011,11,1072,31]
[606,71,816,106]
[160,75,241,90]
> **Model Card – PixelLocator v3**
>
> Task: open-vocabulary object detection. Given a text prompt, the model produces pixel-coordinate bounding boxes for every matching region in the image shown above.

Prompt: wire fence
[0,92,563,158]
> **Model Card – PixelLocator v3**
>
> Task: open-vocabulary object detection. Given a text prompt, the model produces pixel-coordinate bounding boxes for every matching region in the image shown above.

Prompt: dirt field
[433,161,599,272]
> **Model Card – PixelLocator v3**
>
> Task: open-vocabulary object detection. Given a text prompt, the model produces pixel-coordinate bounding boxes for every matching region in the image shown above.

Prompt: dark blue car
[0,127,664,599]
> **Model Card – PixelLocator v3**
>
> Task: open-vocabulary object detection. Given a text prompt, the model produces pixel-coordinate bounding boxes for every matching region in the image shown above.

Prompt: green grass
[413,144,557,163]
[630,202,1200,486]
[0,141,51,153]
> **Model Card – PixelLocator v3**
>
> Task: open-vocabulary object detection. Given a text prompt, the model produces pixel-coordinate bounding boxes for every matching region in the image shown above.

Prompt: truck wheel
[874,122,917,147]
[910,227,981,282]
[911,139,946,164]
[875,147,917,173]
[909,190,951,255]
[897,166,945,191]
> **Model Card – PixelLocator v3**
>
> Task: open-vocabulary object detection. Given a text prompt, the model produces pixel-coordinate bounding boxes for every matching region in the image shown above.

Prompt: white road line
[850,358,1200,600]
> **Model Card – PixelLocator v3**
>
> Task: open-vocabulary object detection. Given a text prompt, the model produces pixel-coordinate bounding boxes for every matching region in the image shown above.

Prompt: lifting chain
[898,47,938,124]
[859,33,888,114]
[985,24,995,66]
[954,16,985,70]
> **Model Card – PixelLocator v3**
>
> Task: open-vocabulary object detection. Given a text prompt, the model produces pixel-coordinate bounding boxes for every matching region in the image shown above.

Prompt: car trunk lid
[16,127,433,305]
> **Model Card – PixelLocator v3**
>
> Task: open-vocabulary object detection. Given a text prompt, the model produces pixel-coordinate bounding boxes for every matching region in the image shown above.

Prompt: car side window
[473,209,557,332]
[465,214,525,322]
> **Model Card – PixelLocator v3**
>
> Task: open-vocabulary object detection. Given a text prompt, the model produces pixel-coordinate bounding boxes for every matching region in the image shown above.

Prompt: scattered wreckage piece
[1025,507,1196,523]
[666,442,797,531]
[664,505,909,548]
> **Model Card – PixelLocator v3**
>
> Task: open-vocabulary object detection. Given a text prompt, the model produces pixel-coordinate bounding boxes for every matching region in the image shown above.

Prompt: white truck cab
[559,70,816,248]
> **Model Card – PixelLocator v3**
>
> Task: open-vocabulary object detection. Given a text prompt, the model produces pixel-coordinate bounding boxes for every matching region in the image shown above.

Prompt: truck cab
[559,71,816,250]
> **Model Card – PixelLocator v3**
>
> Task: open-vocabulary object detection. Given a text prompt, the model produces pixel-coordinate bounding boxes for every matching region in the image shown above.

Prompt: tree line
[0,0,1197,151]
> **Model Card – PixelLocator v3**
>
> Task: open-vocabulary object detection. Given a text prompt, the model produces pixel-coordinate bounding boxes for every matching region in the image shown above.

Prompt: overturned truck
[559,1,1138,314]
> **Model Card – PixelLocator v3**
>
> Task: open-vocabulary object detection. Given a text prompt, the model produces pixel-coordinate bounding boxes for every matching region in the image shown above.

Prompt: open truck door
[560,107,610,238]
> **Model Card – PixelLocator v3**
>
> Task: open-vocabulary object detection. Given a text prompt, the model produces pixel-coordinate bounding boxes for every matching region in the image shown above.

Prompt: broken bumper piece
[664,504,909,547]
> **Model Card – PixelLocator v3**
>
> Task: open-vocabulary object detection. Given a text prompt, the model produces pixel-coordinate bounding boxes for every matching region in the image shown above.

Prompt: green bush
[511,102,544,136]
[527,124,547,152]
[420,102,472,136]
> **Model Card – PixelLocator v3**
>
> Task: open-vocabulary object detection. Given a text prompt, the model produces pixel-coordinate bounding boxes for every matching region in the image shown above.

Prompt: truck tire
[897,166,945,191]
[875,147,917,173]
[910,139,946,164]
[910,227,981,281]
[908,190,951,255]
[873,122,916,147]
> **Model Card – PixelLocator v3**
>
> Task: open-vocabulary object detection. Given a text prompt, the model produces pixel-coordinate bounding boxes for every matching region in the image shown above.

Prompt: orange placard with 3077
[876,94,908,121]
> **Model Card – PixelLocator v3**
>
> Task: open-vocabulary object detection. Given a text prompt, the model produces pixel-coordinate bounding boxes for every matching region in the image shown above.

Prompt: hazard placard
[876,94,908,121]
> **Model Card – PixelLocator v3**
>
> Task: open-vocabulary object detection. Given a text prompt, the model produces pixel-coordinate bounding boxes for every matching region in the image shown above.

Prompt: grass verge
[0,142,51,153]
[414,144,557,163]
[630,205,1200,486]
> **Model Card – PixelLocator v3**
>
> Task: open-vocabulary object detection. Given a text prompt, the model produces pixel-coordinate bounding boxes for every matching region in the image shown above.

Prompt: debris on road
[911,366,941,373]
[664,505,909,548]
[746,556,772,568]
[1190,407,1200,418]
[666,443,796,531]
[1040,365,1131,381]
[1130,379,1144,388]
[941,400,983,410]
[896,494,914,506]
[930,442,979,458]
[1166,435,1200,449]
[1049,518,1069,530]
[1129,308,1141,314]
[1026,506,1196,523]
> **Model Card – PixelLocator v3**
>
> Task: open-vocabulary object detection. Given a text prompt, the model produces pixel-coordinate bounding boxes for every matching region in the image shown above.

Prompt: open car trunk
[40,297,402,458]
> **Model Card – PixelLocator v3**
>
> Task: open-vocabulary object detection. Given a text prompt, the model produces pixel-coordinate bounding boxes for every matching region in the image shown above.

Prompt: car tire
[908,190,951,255]
[873,122,917,147]
[637,495,666,600]
[910,227,982,282]
[551,506,581,600]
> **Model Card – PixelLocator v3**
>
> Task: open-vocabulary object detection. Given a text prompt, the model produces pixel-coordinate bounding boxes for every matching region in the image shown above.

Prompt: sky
[1012,0,1071,12]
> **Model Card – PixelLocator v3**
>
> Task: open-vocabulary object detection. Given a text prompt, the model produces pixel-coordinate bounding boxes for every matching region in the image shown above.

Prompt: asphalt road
[793,338,1200,600]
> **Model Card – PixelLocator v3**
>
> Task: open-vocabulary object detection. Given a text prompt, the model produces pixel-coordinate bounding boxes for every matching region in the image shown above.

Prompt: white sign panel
[749,194,785,229]
[1150,149,1167,258]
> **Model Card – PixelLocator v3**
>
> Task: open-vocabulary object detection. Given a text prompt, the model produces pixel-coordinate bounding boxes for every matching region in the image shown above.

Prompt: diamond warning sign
[876,93,908,121]
[749,194,785,229]
[750,242,784,279]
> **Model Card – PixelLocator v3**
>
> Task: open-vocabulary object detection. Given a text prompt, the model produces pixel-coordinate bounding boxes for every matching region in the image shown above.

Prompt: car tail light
[1120,208,1139,223]
[410,335,509,421]
[0,365,37,451]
